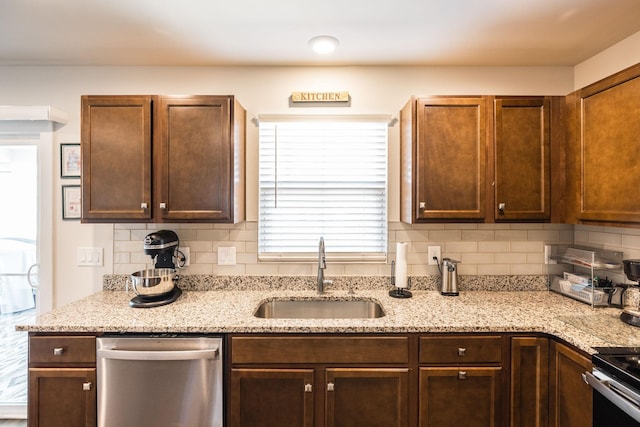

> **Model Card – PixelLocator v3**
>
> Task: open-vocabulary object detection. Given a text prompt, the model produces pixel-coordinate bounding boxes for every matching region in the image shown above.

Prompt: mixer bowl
[623,260,640,282]
[130,268,177,296]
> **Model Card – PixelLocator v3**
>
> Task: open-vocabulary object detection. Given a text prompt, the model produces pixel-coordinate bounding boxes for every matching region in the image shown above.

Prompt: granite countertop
[17,288,640,354]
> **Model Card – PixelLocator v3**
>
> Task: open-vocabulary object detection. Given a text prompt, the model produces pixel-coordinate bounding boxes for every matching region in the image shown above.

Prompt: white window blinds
[258,118,388,262]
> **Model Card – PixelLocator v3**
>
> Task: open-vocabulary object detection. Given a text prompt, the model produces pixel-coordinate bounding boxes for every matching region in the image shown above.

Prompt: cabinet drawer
[420,335,502,364]
[30,336,96,365]
[231,336,409,365]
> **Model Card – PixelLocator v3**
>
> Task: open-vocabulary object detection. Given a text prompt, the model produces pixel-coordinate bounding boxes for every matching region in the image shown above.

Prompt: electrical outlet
[218,247,236,265]
[179,247,190,267]
[544,245,553,264]
[428,246,441,265]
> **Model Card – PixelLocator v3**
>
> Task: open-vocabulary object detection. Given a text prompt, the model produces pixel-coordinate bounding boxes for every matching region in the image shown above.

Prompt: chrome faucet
[317,237,332,294]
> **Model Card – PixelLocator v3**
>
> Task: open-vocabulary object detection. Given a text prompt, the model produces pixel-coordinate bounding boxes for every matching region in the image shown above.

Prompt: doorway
[0,144,37,419]
[0,106,65,420]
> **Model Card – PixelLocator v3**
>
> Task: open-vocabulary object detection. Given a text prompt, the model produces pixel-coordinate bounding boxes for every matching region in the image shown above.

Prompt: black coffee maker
[619,259,640,327]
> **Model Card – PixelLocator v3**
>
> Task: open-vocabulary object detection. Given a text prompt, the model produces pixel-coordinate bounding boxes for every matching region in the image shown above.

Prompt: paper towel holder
[389,260,413,298]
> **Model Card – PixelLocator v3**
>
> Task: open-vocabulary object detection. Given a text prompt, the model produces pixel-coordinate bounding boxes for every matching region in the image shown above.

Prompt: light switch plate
[77,247,103,267]
[218,247,236,265]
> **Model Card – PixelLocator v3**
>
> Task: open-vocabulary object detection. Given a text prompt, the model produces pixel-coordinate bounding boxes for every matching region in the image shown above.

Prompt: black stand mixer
[129,230,183,308]
[619,259,640,327]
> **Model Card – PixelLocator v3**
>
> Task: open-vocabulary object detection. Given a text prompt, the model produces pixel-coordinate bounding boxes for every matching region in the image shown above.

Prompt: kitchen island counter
[17,289,640,353]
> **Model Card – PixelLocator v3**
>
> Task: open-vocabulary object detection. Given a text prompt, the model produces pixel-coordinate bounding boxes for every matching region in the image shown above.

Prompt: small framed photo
[60,143,81,178]
[62,185,81,220]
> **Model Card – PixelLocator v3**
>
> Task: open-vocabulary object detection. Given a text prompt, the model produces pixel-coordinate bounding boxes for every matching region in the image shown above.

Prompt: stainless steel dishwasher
[96,335,223,427]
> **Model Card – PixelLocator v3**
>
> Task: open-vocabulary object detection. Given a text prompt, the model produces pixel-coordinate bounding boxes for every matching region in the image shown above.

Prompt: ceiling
[1,0,640,67]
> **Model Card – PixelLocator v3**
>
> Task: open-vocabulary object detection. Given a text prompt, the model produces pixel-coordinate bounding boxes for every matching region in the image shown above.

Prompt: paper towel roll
[396,242,408,288]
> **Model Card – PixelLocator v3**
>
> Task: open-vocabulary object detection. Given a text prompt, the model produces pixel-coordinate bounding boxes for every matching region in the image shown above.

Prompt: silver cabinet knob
[327,382,335,392]
[83,382,92,391]
[458,347,466,357]
[140,202,148,209]
[498,203,506,213]
[159,202,167,209]
[458,371,467,380]
[53,347,64,356]
[419,201,426,209]
[304,383,312,393]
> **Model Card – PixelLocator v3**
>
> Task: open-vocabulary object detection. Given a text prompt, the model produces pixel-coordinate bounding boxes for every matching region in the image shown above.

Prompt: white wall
[0,65,576,307]
[0,43,639,308]
[574,30,640,89]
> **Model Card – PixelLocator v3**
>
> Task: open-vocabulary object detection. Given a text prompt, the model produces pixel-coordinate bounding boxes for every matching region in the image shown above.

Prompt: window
[258,116,388,262]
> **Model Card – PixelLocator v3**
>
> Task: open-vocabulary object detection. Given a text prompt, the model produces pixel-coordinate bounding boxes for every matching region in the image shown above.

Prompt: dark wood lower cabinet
[229,368,314,427]
[28,368,96,427]
[419,367,503,427]
[326,368,409,427]
[510,337,549,427]
[25,333,593,427]
[228,367,409,427]
[28,334,97,427]
[549,341,593,427]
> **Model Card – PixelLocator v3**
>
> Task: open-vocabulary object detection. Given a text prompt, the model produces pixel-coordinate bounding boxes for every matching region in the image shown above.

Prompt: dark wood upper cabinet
[401,95,566,224]
[401,96,488,223]
[81,96,153,222]
[155,96,245,222]
[492,97,551,222]
[81,94,245,223]
[566,63,640,225]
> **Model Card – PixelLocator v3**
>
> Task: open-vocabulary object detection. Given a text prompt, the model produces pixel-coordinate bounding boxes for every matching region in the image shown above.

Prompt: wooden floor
[0,421,27,427]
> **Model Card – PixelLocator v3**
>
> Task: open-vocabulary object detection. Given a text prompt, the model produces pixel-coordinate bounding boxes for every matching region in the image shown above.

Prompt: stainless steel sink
[254,299,385,319]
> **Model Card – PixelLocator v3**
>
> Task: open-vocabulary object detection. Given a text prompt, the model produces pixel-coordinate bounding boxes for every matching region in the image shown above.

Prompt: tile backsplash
[110,222,640,278]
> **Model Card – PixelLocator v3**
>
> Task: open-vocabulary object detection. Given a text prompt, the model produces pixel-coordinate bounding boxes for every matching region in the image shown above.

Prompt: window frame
[257,114,391,263]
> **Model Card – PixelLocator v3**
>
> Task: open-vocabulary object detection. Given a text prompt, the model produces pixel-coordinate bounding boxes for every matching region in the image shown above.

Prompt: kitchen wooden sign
[291,91,349,103]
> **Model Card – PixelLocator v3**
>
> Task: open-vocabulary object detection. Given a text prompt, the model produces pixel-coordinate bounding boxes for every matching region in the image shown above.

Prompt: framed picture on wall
[62,185,81,220]
[60,143,81,178]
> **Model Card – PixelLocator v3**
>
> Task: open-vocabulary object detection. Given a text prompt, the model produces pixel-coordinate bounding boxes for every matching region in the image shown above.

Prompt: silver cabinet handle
[419,201,426,209]
[498,203,506,212]
[140,202,148,209]
[159,202,167,209]
[458,371,467,380]
[327,382,335,392]
[458,347,466,357]
[83,382,92,391]
[53,347,64,356]
[304,384,312,393]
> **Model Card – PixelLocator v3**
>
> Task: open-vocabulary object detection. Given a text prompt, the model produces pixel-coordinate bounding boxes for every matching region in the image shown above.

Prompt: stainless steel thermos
[441,258,460,296]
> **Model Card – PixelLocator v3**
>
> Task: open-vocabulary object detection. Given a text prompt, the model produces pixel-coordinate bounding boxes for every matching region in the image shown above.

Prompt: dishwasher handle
[583,370,640,423]
[97,347,219,361]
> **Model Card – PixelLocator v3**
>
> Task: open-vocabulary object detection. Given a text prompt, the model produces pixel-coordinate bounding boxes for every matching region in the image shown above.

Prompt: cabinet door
[493,98,550,221]
[229,368,314,427]
[325,368,409,427]
[28,368,96,427]
[415,97,487,221]
[156,95,237,222]
[81,96,152,221]
[567,65,640,224]
[549,341,592,427]
[510,337,549,427]
[419,367,502,427]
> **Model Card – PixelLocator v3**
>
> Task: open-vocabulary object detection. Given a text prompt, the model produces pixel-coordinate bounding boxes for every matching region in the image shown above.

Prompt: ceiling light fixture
[308,35,339,55]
